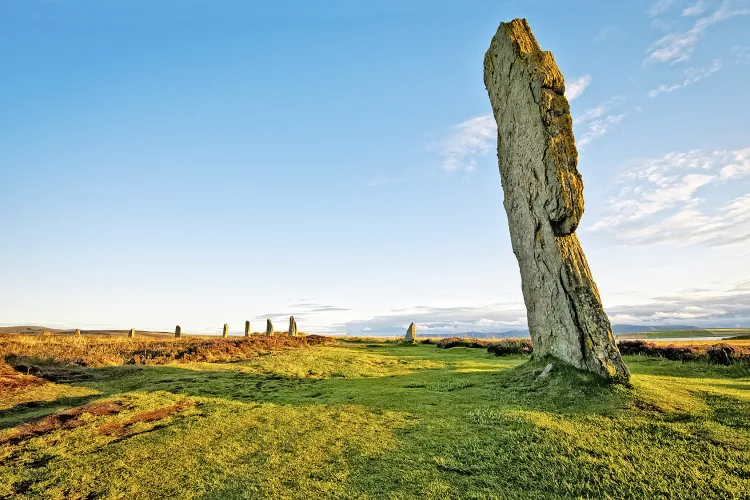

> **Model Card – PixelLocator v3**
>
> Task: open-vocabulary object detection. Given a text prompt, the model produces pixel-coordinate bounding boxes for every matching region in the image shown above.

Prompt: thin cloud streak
[647,59,723,97]
[645,1,750,64]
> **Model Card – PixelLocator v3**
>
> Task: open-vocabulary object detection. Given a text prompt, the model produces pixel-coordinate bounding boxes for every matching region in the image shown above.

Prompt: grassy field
[1,337,749,499]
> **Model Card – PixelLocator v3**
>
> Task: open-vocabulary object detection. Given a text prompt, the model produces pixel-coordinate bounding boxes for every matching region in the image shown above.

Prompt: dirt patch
[4,356,91,382]
[0,400,128,446]
[0,360,45,397]
[98,400,197,438]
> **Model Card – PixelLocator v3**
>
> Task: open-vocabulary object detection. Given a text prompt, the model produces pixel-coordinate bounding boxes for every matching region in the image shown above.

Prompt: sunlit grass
[1,341,749,498]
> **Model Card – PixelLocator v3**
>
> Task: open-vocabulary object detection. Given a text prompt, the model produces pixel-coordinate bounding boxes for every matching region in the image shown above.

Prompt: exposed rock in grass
[289,316,298,337]
[175,325,181,338]
[245,321,251,337]
[539,363,553,378]
[129,329,135,338]
[484,19,629,382]
[223,324,229,338]
[266,319,274,336]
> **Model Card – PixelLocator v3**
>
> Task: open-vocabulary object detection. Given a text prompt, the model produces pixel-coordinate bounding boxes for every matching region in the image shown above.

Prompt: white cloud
[343,302,528,335]
[719,148,750,179]
[733,45,750,64]
[607,282,750,326]
[574,97,627,149]
[647,59,723,97]
[649,0,678,18]
[645,1,750,64]
[441,113,496,173]
[683,0,708,16]
[565,74,591,101]
[590,147,750,246]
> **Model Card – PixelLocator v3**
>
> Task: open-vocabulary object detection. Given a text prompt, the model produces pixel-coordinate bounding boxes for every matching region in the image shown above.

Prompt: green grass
[2,342,750,499]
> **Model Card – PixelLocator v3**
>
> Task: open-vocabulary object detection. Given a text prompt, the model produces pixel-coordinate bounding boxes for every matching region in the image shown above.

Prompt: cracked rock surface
[484,19,629,382]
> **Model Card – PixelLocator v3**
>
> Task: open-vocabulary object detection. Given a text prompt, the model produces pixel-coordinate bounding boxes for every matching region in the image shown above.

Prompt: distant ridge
[411,324,700,339]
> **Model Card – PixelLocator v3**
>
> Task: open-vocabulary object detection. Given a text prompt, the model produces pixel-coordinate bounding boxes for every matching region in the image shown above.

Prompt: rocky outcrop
[266,319,274,337]
[175,325,181,338]
[245,320,251,337]
[289,316,298,337]
[223,324,229,338]
[404,323,416,343]
[483,19,629,382]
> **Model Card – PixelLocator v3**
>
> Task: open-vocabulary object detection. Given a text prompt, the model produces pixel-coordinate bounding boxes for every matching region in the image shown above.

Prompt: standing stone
[223,323,229,338]
[404,323,417,343]
[245,320,251,337]
[175,325,181,338]
[42,330,51,336]
[129,328,135,338]
[288,316,298,337]
[75,329,81,336]
[483,19,629,382]
[266,319,274,336]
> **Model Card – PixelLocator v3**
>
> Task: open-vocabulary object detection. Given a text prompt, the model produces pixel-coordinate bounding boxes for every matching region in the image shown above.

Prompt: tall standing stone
[404,323,416,343]
[288,316,298,337]
[483,19,629,382]
[223,323,229,338]
[129,328,135,338]
[245,320,251,337]
[175,325,181,338]
[75,328,81,336]
[266,319,274,336]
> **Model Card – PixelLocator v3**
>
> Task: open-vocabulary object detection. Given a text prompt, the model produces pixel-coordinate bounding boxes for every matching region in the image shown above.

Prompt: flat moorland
[1,335,749,499]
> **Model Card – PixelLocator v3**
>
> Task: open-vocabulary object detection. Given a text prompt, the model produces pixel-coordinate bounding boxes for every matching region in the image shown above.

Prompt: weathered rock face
[223,323,229,338]
[484,19,629,382]
[175,325,181,338]
[288,316,298,337]
[245,320,251,337]
[266,319,274,337]
[404,323,416,343]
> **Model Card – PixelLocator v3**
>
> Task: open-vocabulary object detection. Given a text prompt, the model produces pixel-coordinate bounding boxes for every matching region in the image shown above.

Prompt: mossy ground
[1,342,749,499]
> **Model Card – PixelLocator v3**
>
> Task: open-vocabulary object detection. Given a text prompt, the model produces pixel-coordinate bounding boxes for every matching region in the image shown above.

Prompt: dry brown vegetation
[0,333,335,368]
[0,334,336,400]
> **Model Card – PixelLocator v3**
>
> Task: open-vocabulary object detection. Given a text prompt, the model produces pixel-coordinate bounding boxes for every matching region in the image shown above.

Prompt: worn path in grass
[1,342,749,499]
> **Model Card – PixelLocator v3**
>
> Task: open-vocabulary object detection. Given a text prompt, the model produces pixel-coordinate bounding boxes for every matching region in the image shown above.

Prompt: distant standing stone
[289,316,297,337]
[129,328,135,338]
[266,319,274,336]
[75,329,81,336]
[175,325,181,338]
[245,320,251,337]
[223,323,229,338]
[404,323,417,343]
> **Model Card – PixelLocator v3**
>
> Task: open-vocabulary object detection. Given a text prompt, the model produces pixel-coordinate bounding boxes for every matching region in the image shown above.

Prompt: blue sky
[1,0,749,335]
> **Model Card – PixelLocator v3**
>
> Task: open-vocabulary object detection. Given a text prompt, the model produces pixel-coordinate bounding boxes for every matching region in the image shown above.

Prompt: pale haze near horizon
[2,1,749,335]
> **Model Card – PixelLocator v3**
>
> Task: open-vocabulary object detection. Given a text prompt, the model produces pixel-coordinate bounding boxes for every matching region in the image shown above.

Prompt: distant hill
[418,324,700,339]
